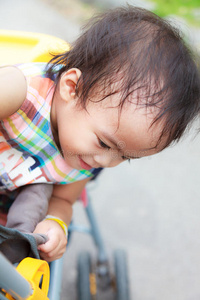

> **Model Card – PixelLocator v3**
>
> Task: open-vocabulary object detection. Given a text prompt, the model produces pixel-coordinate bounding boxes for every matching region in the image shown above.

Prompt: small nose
[94,150,121,168]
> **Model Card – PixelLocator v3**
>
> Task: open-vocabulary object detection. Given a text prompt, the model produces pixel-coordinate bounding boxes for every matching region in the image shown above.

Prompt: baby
[0,5,200,262]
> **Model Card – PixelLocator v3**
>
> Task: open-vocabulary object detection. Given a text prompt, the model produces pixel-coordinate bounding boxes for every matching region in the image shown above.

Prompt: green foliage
[152,0,200,26]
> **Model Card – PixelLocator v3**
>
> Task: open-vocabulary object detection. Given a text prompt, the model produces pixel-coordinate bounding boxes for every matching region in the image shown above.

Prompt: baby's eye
[98,139,110,149]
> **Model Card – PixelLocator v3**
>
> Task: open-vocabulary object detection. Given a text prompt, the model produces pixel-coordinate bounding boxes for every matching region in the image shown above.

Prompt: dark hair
[47,5,200,148]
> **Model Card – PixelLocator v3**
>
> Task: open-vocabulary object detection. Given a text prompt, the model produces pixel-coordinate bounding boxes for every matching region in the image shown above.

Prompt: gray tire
[77,252,92,300]
[114,249,130,300]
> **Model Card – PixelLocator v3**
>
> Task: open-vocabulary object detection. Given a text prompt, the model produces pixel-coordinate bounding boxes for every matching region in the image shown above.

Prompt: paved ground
[1,1,200,299]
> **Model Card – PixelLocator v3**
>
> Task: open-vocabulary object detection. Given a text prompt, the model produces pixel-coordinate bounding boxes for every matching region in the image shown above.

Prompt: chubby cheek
[58,129,88,158]
[57,108,96,157]
[59,137,78,158]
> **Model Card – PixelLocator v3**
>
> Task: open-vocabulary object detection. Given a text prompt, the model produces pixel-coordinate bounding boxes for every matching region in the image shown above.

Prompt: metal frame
[0,252,32,300]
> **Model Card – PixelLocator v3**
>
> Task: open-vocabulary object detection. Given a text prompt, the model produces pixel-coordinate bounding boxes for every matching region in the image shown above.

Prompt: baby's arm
[0,66,27,119]
[1,184,53,263]
[6,184,53,233]
[33,177,91,262]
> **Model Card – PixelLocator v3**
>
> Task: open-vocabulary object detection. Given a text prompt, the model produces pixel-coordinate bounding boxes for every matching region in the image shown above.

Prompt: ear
[59,68,82,102]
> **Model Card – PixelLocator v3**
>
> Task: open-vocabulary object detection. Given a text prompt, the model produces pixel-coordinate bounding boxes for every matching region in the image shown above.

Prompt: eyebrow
[102,132,157,159]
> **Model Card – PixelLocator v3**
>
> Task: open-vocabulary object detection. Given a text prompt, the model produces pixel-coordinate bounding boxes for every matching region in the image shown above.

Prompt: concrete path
[1,1,200,299]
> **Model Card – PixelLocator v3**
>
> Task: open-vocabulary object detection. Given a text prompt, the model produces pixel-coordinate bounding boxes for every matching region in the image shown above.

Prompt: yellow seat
[0,29,69,64]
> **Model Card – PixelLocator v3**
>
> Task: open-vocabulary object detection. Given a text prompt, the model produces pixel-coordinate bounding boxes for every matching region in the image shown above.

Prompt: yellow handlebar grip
[16,257,50,300]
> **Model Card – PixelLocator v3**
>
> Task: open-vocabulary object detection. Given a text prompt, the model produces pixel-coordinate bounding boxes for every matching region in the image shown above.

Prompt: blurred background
[0,0,200,299]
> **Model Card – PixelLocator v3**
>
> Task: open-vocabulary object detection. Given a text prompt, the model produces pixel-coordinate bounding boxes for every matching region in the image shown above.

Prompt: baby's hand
[33,219,67,262]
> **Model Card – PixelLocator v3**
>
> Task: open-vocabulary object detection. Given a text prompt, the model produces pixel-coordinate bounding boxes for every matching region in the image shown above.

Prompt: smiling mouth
[79,156,93,170]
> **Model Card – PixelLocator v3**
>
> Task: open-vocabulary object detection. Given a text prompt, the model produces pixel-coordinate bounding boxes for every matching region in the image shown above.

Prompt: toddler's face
[54,91,166,171]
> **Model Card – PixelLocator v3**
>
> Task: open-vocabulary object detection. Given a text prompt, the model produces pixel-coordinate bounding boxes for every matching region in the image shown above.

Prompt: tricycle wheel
[114,249,130,300]
[77,252,96,300]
